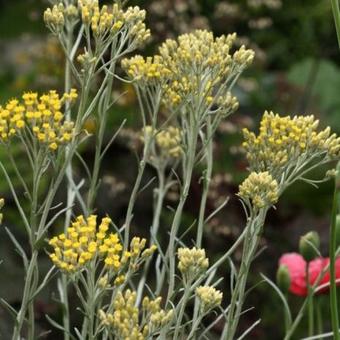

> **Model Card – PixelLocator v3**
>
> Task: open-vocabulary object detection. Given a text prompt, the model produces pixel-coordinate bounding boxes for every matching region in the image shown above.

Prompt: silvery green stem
[61,19,74,340]
[86,41,119,213]
[223,208,267,340]
[173,281,192,339]
[123,87,159,248]
[166,123,199,304]
[12,251,38,340]
[329,175,340,340]
[331,0,340,48]
[197,117,213,248]
[12,147,46,339]
[136,167,166,305]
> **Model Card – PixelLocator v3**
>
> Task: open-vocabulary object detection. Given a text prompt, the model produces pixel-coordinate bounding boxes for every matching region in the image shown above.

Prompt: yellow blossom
[177,247,209,281]
[196,286,223,311]
[242,111,340,180]
[0,90,76,150]
[48,215,124,273]
[99,290,173,339]
[238,171,279,209]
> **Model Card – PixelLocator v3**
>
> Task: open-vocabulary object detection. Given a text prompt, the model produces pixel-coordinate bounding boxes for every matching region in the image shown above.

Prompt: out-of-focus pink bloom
[278,253,340,296]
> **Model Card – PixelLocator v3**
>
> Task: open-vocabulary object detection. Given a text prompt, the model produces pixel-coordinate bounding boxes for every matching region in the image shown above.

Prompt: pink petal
[279,253,340,296]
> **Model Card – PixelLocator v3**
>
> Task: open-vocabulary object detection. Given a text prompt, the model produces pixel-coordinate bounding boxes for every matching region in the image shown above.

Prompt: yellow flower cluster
[78,1,124,36]
[121,55,171,84]
[100,290,145,340]
[124,237,157,271]
[142,296,173,331]
[0,90,76,150]
[158,30,254,110]
[49,215,123,273]
[44,3,65,33]
[242,111,340,179]
[99,290,173,339]
[156,126,182,158]
[178,247,209,282]
[123,6,151,44]
[45,1,150,44]
[196,286,223,312]
[123,30,253,116]
[142,125,183,163]
[238,171,279,209]
[216,92,239,115]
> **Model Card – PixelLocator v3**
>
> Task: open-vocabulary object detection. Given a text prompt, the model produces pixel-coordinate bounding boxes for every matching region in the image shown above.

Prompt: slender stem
[307,262,314,336]
[86,44,117,212]
[61,19,75,340]
[136,166,166,305]
[331,0,340,48]
[174,282,192,339]
[166,124,198,304]
[122,87,159,248]
[223,209,267,340]
[284,293,290,333]
[7,147,32,201]
[87,262,96,340]
[187,314,204,340]
[284,262,333,340]
[14,149,44,339]
[60,275,70,340]
[196,117,213,248]
[12,251,38,340]
[316,298,323,336]
[123,158,148,248]
[330,179,340,340]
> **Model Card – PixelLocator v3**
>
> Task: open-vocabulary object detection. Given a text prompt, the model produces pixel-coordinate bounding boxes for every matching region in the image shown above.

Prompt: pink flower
[278,252,340,296]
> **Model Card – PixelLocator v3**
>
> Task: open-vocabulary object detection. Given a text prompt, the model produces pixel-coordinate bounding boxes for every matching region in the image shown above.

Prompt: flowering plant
[0,1,340,339]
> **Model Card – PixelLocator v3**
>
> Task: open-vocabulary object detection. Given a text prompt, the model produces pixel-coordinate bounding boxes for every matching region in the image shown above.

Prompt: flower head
[279,253,340,296]
[99,290,173,339]
[44,3,65,33]
[155,126,182,158]
[122,55,171,85]
[238,171,279,209]
[45,1,150,47]
[0,90,76,150]
[141,125,183,165]
[49,215,122,273]
[159,30,253,112]
[196,286,223,312]
[242,111,340,181]
[122,29,252,119]
[77,1,149,43]
[178,247,209,282]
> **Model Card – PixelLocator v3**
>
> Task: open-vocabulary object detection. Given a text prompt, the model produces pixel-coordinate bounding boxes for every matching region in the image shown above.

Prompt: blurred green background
[0,0,339,338]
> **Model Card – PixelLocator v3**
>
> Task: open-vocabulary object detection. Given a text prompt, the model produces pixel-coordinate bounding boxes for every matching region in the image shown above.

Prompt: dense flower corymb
[121,55,171,84]
[142,125,183,163]
[49,215,123,272]
[0,90,76,150]
[159,30,254,111]
[242,111,340,180]
[99,290,173,339]
[279,253,340,296]
[122,29,253,118]
[45,1,150,44]
[196,286,223,311]
[159,30,254,107]
[178,247,209,281]
[238,171,279,209]
[49,215,157,274]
